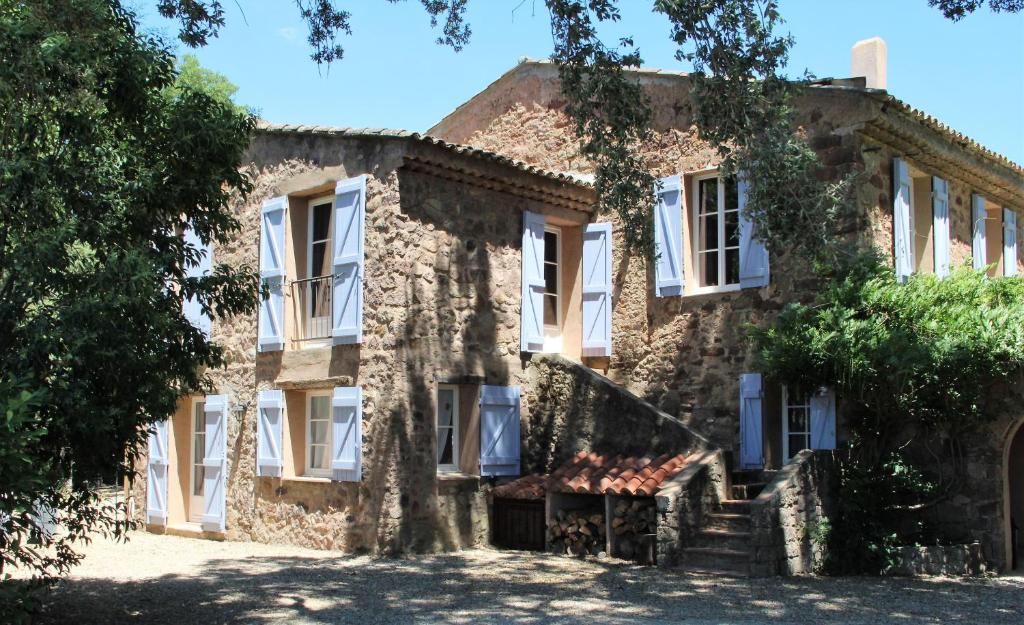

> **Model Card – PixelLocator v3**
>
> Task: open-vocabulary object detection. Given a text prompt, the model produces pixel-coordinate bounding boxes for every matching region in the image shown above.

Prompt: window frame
[306,194,334,281]
[436,384,460,473]
[690,172,741,295]
[542,225,563,353]
[305,390,333,478]
[782,386,811,462]
[188,397,206,523]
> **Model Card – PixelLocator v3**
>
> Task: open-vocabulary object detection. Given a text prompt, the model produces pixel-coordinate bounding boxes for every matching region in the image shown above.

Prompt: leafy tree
[0,0,257,617]
[168,53,249,115]
[929,0,1023,20]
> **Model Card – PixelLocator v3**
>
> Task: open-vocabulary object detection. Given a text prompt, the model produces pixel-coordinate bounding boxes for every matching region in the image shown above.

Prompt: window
[306,197,333,338]
[782,387,811,461]
[189,399,206,523]
[306,391,332,477]
[543,227,562,352]
[436,385,460,473]
[693,175,740,290]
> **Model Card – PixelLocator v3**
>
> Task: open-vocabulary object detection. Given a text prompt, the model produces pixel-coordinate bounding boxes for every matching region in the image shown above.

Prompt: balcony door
[306,196,334,340]
[188,398,206,523]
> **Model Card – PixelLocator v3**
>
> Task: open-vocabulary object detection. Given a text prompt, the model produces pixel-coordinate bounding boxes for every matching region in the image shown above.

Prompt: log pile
[611,499,657,561]
[548,509,606,557]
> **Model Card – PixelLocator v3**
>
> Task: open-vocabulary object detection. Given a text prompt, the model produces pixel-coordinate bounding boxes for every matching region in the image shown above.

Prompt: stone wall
[653,450,728,567]
[136,130,593,554]
[886,544,987,577]
[749,450,840,576]
[523,355,713,475]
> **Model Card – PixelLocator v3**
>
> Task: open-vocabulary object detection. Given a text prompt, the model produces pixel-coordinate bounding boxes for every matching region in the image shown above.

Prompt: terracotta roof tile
[546,452,691,497]
[492,474,547,501]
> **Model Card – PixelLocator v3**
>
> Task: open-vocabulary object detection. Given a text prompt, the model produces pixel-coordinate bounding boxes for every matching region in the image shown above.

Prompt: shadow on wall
[356,172,515,553]
[36,550,1024,625]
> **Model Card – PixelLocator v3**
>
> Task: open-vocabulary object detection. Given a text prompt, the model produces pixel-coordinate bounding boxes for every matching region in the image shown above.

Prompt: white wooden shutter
[738,175,770,288]
[973,193,987,271]
[479,385,521,477]
[259,197,287,352]
[893,158,913,282]
[1004,209,1018,277]
[201,395,228,531]
[145,420,169,525]
[739,373,764,470]
[932,177,950,278]
[256,389,284,477]
[331,386,362,482]
[654,175,683,296]
[582,222,612,357]
[332,176,366,345]
[809,388,837,450]
[520,212,545,353]
[183,224,212,337]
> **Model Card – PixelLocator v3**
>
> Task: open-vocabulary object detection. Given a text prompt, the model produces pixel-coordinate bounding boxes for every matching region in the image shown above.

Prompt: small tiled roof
[255,121,593,188]
[547,451,691,497]
[492,474,547,501]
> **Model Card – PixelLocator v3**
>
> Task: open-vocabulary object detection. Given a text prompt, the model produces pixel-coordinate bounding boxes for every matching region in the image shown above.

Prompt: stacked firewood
[611,499,657,560]
[548,509,606,557]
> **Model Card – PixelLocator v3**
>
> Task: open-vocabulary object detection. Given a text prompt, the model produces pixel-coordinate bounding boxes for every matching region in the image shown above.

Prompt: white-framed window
[782,387,811,462]
[188,398,206,523]
[436,385,460,473]
[692,174,740,292]
[306,196,333,340]
[306,391,332,477]
[542,226,562,353]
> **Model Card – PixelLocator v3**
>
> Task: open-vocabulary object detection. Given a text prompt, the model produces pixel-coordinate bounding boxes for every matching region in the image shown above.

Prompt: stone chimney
[851,37,887,90]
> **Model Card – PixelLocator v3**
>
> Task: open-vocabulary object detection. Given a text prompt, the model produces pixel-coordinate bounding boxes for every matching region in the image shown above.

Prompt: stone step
[730,470,765,485]
[692,528,751,552]
[731,482,766,500]
[705,512,751,533]
[679,546,750,576]
[716,499,751,515]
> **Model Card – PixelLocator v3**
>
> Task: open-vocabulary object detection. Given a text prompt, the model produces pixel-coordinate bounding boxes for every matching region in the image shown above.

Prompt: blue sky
[138,1,1024,164]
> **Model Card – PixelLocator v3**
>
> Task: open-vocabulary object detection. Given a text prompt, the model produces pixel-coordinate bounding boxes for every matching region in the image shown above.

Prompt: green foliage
[751,262,1024,452]
[821,453,938,575]
[167,54,247,115]
[0,0,258,615]
[929,0,1024,20]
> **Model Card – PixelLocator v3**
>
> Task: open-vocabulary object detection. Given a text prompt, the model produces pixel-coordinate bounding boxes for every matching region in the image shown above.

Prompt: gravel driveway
[31,531,1024,624]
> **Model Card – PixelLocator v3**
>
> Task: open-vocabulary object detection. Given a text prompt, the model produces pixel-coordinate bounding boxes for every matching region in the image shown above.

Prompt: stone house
[139,40,1024,574]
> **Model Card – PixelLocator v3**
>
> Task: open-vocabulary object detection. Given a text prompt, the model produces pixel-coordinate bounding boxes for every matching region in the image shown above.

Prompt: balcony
[290,275,332,342]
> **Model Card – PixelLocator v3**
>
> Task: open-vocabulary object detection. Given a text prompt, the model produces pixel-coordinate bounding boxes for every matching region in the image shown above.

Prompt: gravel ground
[27,531,1024,624]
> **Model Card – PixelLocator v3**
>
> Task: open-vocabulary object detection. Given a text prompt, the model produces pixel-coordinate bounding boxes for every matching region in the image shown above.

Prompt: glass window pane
[788,406,807,433]
[702,251,719,286]
[724,209,740,246]
[311,241,328,279]
[789,434,807,456]
[437,428,454,465]
[701,213,718,252]
[544,263,558,294]
[310,445,326,470]
[310,420,329,445]
[699,178,718,215]
[725,248,740,285]
[312,202,331,242]
[310,396,330,420]
[544,294,557,326]
[724,177,738,211]
[544,231,558,263]
[193,466,204,496]
[437,390,455,427]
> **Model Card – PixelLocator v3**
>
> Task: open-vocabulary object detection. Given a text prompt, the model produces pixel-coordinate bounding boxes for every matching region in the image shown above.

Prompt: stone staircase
[679,469,776,575]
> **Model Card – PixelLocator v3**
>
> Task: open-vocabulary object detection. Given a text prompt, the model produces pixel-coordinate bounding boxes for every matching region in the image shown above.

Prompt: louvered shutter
[739,373,764,470]
[809,388,837,450]
[333,177,365,345]
[479,385,521,477]
[1004,209,1018,277]
[259,197,288,351]
[520,212,545,353]
[256,389,284,477]
[582,222,612,357]
[202,395,228,532]
[654,175,683,296]
[932,177,950,278]
[183,224,212,337]
[145,420,169,525]
[331,386,362,482]
[973,194,987,271]
[738,175,770,288]
[893,158,913,282]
